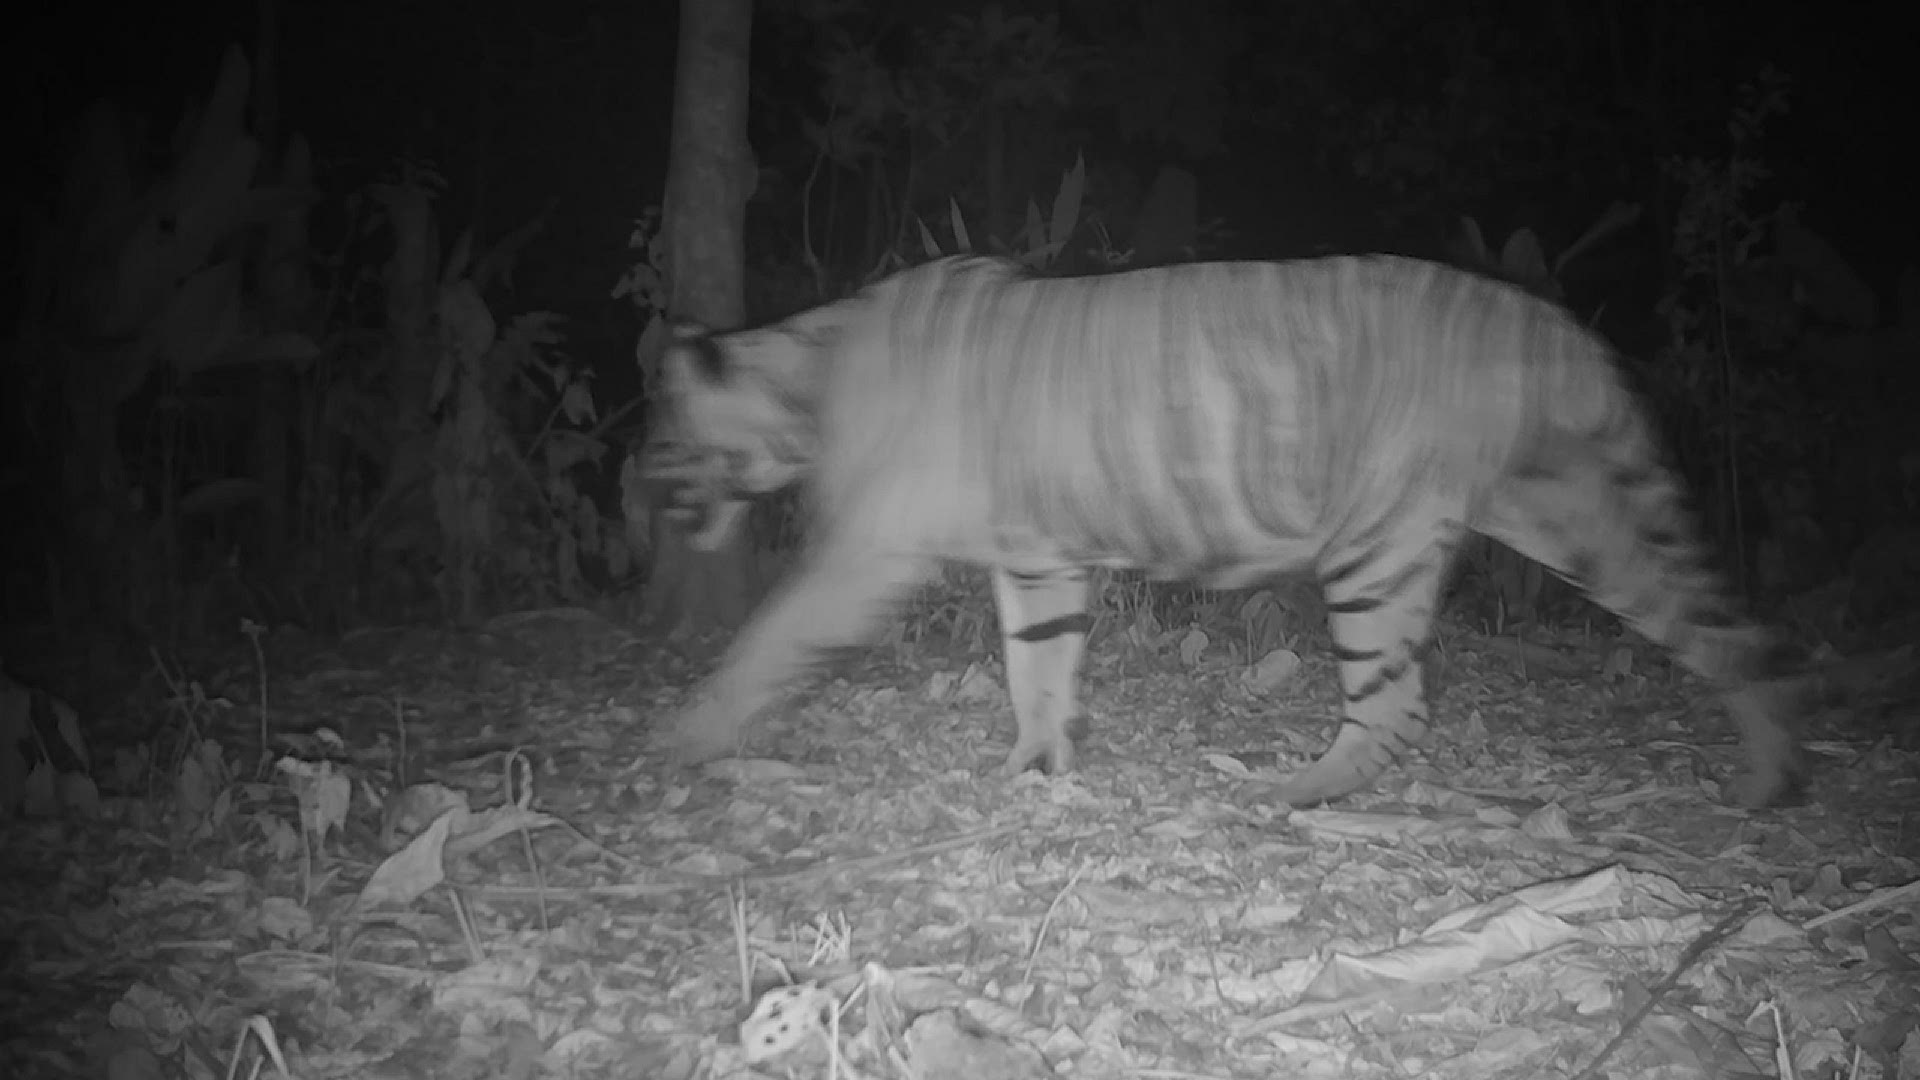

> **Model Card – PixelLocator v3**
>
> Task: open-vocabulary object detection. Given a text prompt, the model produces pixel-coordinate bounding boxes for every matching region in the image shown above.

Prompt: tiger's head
[639,319,831,552]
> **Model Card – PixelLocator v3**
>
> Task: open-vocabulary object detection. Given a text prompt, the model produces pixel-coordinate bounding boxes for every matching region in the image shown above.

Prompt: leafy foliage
[5,51,635,638]
[7,5,1900,641]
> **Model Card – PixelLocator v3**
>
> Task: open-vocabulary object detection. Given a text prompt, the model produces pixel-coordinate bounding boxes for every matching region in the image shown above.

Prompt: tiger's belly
[955,520,1325,588]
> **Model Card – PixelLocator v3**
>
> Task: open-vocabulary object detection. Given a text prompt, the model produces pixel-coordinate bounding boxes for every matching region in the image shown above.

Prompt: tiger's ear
[663,331,729,384]
[664,320,731,382]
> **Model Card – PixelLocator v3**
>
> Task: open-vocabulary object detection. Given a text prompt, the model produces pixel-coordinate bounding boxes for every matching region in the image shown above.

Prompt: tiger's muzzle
[637,440,755,552]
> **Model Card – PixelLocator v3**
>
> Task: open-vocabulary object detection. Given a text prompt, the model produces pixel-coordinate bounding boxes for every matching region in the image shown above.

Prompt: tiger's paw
[1001,731,1075,777]
[650,702,745,768]
[1725,757,1811,809]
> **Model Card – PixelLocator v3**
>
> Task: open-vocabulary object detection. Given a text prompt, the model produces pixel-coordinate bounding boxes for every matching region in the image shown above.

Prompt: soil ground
[1,598,1915,1079]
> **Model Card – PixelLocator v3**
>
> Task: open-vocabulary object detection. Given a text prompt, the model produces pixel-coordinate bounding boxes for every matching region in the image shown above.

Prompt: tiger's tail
[1479,365,1806,806]
[1271,318,1805,808]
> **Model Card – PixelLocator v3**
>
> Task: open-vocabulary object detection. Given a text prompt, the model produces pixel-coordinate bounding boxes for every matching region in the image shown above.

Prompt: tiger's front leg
[991,565,1094,775]
[658,546,934,765]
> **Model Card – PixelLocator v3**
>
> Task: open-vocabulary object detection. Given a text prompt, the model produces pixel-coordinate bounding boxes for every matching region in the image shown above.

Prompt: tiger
[640,253,1809,808]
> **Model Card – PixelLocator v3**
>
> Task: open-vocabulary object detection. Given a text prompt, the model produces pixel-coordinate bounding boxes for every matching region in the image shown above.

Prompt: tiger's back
[815,258,1609,573]
[644,254,1807,808]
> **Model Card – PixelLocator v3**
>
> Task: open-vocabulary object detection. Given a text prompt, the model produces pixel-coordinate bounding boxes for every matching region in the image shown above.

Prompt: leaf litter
[0,605,1915,1079]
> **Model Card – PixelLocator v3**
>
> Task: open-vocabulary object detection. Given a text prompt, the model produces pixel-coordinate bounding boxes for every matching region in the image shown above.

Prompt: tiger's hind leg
[1481,449,1808,807]
[656,543,935,766]
[991,564,1093,776]
[1271,508,1467,806]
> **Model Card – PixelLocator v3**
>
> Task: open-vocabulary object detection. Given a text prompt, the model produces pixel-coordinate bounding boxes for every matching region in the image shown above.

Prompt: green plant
[1652,67,1795,580]
[916,154,1088,269]
[10,46,318,633]
[778,3,1092,284]
[321,166,625,622]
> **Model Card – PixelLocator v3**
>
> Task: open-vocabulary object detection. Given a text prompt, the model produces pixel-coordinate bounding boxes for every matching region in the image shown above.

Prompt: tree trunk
[646,0,760,632]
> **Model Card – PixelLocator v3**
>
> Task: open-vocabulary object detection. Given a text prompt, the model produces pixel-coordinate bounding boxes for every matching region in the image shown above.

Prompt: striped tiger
[641,254,1808,807]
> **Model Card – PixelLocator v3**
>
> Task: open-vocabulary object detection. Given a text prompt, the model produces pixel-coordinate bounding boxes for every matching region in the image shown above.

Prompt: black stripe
[1012,613,1096,642]
[1329,641,1383,663]
[1325,595,1385,616]
[1143,286,1188,561]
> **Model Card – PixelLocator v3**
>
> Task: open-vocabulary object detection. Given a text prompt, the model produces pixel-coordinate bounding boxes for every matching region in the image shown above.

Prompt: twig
[731,884,751,1004]
[1568,901,1759,1080]
[1804,878,1920,931]
[1023,866,1083,989]
[242,618,270,772]
[505,749,549,932]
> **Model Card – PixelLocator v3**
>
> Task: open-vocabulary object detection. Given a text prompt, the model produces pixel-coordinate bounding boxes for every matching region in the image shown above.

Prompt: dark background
[5,0,1914,638]
[16,0,1910,333]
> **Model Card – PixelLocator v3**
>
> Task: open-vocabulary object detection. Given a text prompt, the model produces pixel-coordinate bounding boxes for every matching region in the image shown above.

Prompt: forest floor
[2,590,1916,1080]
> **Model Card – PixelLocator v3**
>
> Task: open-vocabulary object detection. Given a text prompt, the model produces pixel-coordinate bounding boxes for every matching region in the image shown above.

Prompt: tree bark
[646,0,760,632]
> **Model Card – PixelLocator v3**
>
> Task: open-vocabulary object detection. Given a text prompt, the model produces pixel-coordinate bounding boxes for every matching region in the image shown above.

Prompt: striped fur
[642,254,1807,807]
